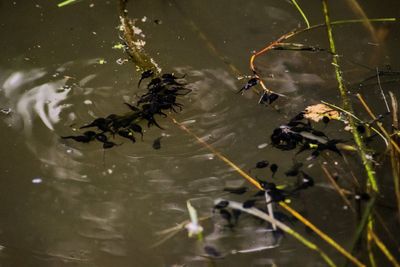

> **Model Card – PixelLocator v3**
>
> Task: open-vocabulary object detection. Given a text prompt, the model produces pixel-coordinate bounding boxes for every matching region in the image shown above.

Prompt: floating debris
[304,103,340,122]
[257,143,268,149]
[185,201,203,238]
[0,108,12,115]
[32,178,43,184]
[112,43,125,50]
[97,59,107,65]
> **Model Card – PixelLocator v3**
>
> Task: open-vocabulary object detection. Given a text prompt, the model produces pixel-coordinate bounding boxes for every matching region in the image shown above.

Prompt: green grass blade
[290,0,310,28]
[58,0,80,8]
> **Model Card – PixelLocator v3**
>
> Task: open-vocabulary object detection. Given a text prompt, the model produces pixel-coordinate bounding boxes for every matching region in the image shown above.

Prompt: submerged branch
[118,0,160,74]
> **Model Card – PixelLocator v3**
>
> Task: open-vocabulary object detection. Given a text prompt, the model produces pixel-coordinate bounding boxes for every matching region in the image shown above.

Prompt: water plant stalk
[320,2,390,266]
[290,0,310,28]
[389,91,400,220]
[370,230,400,266]
[321,0,379,193]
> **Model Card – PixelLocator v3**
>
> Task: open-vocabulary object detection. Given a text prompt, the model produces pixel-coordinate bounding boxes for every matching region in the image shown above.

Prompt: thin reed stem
[370,230,400,266]
[290,0,310,28]
[322,0,379,193]
[357,94,400,154]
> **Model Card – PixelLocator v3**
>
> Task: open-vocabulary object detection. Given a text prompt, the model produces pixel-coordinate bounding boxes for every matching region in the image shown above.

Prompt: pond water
[0,1,399,266]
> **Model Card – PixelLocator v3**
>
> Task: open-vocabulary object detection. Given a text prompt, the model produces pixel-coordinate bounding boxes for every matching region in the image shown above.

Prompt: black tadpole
[270,164,278,177]
[103,141,117,149]
[95,133,108,143]
[223,187,248,195]
[322,116,330,124]
[255,160,269,169]
[80,117,110,132]
[291,171,315,193]
[237,77,258,94]
[204,246,222,258]
[138,69,154,87]
[118,129,136,143]
[259,92,279,105]
[152,136,162,150]
[214,200,229,210]
[232,209,242,225]
[356,124,366,134]
[61,130,96,143]
[219,209,233,227]
[284,162,303,177]
[124,102,141,112]
[130,123,143,140]
[61,135,92,143]
[243,199,257,208]
[268,93,279,104]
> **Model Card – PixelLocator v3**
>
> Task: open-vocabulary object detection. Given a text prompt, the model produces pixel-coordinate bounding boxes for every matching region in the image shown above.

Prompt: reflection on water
[0,59,264,265]
[0,0,399,266]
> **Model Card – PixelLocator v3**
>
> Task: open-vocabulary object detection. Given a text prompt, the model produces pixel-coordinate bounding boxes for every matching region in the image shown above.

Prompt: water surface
[0,1,399,266]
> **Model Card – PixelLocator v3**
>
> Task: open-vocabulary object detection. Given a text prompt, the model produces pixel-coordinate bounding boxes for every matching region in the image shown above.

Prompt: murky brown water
[1,1,399,266]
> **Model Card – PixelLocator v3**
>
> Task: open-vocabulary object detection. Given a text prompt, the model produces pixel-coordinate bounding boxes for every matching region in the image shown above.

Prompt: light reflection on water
[0,0,399,266]
[0,62,363,266]
[0,58,273,265]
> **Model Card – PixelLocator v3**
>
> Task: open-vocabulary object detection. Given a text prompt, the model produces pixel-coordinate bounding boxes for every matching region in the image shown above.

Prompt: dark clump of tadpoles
[270,112,342,158]
[62,70,191,149]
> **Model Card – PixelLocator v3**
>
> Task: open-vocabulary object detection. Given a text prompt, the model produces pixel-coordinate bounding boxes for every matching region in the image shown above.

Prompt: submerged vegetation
[58,0,400,266]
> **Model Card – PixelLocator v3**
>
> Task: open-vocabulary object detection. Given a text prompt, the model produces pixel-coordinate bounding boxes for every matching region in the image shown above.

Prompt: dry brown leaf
[304,104,340,122]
